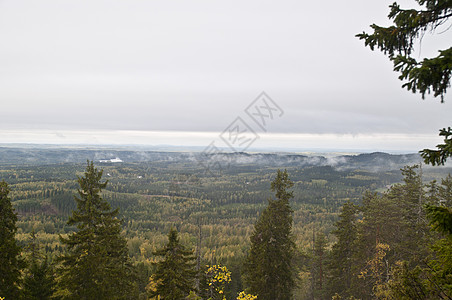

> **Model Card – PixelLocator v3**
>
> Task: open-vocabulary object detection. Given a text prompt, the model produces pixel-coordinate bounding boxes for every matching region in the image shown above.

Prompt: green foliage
[379,203,452,298]
[0,180,25,299]
[357,1,452,166]
[22,230,56,300]
[356,1,452,100]
[321,165,452,299]
[429,236,452,297]
[421,127,452,166]
[57,161,137,299]
[327,201,358,298]
[424,198,452,297]
[425,204,452,235]
[384,261,432,299]
[243,170,296,300]
[439,174,452,206]
[349,166,432,298]
[270,168,294,201]
[2,153,451,298]
[150,227,197,300]
[1,157,405,298]
[186,291,203,299]
[23,257,56,300]
[312,232,328,299]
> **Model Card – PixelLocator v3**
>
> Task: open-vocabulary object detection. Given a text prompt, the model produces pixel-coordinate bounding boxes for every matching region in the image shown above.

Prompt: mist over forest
[1,0,451,299]
[1,144,451,299]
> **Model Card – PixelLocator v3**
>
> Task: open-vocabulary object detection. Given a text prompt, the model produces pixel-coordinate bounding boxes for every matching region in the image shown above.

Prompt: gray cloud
[0,0,451,143]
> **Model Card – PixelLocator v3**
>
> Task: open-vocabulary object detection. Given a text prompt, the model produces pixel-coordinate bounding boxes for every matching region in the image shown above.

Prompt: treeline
[0,162,260,299]
[1,162,451,299]
[6,161,394,272]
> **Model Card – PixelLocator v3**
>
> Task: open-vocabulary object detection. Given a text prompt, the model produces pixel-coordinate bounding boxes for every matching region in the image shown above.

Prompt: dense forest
[1,0,451,298]
[0,147,451,299]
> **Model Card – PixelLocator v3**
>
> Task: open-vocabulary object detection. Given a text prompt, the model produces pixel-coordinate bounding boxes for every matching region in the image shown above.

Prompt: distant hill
[0,145,424,171]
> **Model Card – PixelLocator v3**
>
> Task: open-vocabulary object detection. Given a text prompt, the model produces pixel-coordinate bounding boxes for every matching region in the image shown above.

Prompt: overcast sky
[0,0,451,151]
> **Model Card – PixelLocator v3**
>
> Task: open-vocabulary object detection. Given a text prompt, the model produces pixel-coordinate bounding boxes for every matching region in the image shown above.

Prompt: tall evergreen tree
[389,165,431,265]
[425,204,452,297]
[384,182,452,299]
[439,174,452,206]
[23,258,55,300]
[312,232,328,300]
[326,201,358,299]
[57,161,137,300]
[243,169,296,300]
[150,227,197,300]
[349,166,433,298]
[0,180,24,299]
[22,230,56,300]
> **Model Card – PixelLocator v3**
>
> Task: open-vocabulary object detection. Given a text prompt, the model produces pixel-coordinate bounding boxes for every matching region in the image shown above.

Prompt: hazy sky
[0,0,451,151]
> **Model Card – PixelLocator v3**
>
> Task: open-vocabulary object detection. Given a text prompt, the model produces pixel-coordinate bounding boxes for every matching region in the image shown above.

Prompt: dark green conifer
[0,180,24,299]
[356,1,452,101]
[439,174,452,207]
[312,232,328,300]
[150,227,197,300]
[243,169,296,300]
[356,1,452,166]
[57,161,137,299]
[22,230,56,300]
[326,201,358,298]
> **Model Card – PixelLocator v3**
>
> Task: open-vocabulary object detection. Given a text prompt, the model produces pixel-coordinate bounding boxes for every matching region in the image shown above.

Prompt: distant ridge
[0,145,425,171]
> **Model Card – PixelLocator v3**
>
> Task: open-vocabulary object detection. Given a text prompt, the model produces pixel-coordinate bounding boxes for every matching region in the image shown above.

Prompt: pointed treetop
[270,169,294,201]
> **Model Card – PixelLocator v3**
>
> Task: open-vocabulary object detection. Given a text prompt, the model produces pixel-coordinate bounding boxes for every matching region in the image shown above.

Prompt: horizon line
[0,129,442,154]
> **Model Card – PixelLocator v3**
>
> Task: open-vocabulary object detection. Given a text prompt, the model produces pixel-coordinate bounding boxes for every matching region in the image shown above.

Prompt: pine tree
[150,227,197,300]
[57,161,137,300]
[243,169,296,300]
[0,180,24,299]
[22,230,56,300]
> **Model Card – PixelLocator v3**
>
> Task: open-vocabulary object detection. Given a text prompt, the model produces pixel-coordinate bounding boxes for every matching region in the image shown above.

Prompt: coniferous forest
[0,148,451,299]
[1,0,452,299]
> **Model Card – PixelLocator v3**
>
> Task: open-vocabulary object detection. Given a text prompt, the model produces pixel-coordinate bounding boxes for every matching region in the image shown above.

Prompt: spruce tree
[326,201,358,298]
[243,169,296,300]
[356,1,452,101]
[351,191,404,298]
[356,1,452,165]
[23,258,55,300]
[57,161,137,300]
[0,180,24,299]
[350,167,434,298]
[385,183,452,298]
[22,230,56,300]
[150,227,197,300]
[312,232,327,300]
[439,174,452,206]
